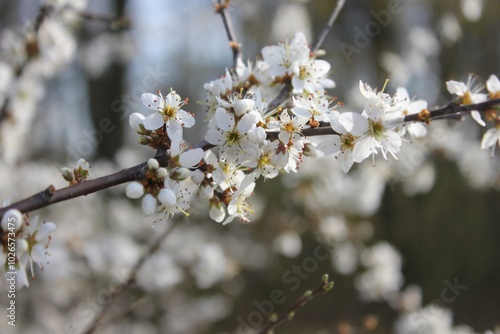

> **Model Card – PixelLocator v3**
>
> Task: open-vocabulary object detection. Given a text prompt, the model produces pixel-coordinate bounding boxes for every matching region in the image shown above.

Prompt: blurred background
[0,0,499,333]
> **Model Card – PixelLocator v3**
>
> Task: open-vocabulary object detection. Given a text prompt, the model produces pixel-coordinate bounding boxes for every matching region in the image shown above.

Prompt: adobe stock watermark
[339,0,406,64]
[408,277,467,332]
[235,239,332,334]
[63,65,169,165]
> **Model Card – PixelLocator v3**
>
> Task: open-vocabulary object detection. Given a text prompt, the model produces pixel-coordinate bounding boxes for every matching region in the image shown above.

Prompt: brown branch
[404,98,500,123]
[83,220,177,334]
[215,0,241,69]
[79,12,130,30]
[0,161,147,218]
[257,275,334,334]
[311,0,346,54]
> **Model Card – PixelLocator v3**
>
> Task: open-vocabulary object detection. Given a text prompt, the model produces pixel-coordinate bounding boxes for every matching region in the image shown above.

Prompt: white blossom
[446,76,487,126]
[141,91,195,141]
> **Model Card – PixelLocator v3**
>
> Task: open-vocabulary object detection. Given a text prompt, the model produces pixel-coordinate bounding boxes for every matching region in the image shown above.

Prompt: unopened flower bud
[200,184,214,199]
[16,238,28,253]
[155,167,168,179]
[234,99,255,117]
[169,167,190,181]
[139,136,151,145]
[209,200,225,223]
[1,209,23,231]
[303,142,318,157]
[147,158,159,170]
[125,181,144,199]
[190,169,204,184]
[60,167,74,182]
[142,194,157,215]
[248,127,266,144]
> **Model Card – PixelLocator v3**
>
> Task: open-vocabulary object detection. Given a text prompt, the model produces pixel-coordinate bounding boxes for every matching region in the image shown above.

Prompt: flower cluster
[0,1,86,163]
[1,206,56,288]
[447,74,500,157]
[126,33,500,224]
[60,158,91,185]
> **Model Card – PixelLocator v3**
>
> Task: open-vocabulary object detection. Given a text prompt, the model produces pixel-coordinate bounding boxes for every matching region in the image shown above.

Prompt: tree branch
[215,0,241,69]
[311,0,346,54]
[257,275,334,334]
[83,220,178,334]
[404,98,500,123]
[0,161,147,217]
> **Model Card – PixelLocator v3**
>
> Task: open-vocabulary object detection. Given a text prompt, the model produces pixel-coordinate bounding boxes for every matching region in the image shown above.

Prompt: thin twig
[267,0,346,112]
[404,98,500,123]
[83,220,178,334]
[311,0,346,54]
[257,275,334,334]
[215,0,241,69]
[79,12,130,30]
[0,161,148,217]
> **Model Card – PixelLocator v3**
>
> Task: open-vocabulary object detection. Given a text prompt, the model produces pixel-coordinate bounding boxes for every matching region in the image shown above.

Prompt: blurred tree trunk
[87,0,127,159]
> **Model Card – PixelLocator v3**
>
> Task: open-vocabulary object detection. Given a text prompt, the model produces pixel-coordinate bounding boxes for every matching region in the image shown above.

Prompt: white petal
[205,128,225,145]
[165,91,181,106]
[291,106,311,119]
[141,93,163,110]
[359,81,373,98]
[158,188,177,208]
[486,74,500,94]
[143,113,165,130]
[178,110,195,128]
[319,77,336,89]
[339,112,369,136]
[481,128,500,150]
[315,136,341,157]
[237,112,258,134]
[126,181,145,199]
[381,131,402,154]
[353,137,375,163]
[166,120,183,140]
[446,80,466,95]
[471,110,486,126]
[215,107,234,132]
[338,151,354,173]
[291,76,305,94]
[129,113,145,132]
[329,110,345,133]
[311,60,330,76]
[179,148,204,168]
[37,222,56,240]
[407,123,427,138]
[30,244,47,264]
